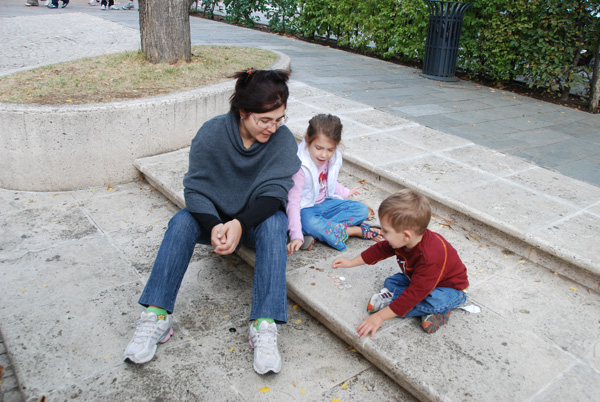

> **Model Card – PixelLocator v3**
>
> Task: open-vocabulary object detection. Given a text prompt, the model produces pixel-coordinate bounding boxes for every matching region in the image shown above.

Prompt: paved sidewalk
[1,2,600,401]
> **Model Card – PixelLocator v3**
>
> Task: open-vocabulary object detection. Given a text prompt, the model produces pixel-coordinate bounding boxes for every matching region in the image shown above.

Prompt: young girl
[286,114,381,255]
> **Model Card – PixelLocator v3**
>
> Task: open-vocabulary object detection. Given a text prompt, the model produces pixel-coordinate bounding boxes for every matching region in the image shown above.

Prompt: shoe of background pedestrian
[44,0,50,5]
[25,0,39,6]
[47,3,57,8]
[100,4,106,9]
[367,288,393,313]
[109,4,119,9]
[123,311,173,364]
[421,310,451,334]
[122,2,134,9]
[248,320,282,374]
[88,0,98,5]
[61,1,68,8]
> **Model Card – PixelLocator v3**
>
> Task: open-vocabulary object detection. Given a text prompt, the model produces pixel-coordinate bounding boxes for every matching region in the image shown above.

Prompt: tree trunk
[589,35,600,112]
[139,0,196,64]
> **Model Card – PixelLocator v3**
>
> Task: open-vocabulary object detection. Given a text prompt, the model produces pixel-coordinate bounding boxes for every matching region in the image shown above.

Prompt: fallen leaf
[293,305,299,310]
[295,319,302,324]
[300,389,305,395]
[258,386,270,393]
[519,309,530,314]
[292,381,296,387]
[20,289,27,293]
[311,282,316,286]
[518,258,527,264]
[478,269,484,273]
[230,347,235,352]
[104,354,111,360]
[107,186,113,191]
[466,232,480,242]
[41,284,48,288]
[341,381,348,390]
[359,179,367,184]
[332,399,341,402]
[569,287,577,292]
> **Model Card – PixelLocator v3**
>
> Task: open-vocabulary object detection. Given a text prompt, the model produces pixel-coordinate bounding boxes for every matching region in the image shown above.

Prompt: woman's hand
[287,238,304,256]
[211,219,242,255]
[348,186,361,197]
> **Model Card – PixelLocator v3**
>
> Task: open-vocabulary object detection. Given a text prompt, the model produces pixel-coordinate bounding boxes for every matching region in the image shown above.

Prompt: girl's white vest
[297,138,343,209]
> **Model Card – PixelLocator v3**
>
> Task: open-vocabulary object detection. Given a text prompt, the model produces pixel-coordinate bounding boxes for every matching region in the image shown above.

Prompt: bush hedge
[192,0,600,107]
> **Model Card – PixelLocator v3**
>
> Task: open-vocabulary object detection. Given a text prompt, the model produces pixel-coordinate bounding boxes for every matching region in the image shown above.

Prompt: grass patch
[0,46,277,105]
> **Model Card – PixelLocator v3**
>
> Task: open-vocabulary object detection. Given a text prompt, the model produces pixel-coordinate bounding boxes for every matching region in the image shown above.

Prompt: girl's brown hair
[305,114,343,145]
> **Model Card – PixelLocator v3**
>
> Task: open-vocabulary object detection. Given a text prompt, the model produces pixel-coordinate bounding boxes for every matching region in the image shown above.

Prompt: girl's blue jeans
[384,273,467,317]
[300,198,369,251]
[139,208,289,323]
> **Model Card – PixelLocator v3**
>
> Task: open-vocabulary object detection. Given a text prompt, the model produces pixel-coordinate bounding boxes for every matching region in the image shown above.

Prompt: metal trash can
[422,1,472,81]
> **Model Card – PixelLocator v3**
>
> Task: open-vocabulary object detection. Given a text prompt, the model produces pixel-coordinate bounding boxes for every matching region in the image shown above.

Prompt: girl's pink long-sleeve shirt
[287,161,350,241]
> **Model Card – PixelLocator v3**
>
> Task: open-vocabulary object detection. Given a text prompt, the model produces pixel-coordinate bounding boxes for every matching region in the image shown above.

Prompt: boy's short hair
[378,189,431,235]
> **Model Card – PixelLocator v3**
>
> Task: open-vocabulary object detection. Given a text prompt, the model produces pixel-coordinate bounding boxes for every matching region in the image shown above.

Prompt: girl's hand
[287,238,304,256]
[332,257,353,269]
[348,186,361,197]
[212,219,242,255]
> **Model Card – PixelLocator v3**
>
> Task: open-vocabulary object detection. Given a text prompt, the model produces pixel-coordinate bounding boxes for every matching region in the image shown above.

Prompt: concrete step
[133,82,600,401]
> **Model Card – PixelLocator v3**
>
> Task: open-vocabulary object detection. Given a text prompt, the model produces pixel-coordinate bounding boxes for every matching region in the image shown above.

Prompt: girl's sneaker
[109,4,119,9]
[367,288,393,312]
[124,311,173,364]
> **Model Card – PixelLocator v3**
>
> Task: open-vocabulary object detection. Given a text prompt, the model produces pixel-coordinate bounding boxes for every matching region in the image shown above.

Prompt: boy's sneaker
[109,4,119,9]
[124,311,173,364]
[421,310,451,334]
[367,288,393,313]
[122,2,134,9]
[248,320,281,374]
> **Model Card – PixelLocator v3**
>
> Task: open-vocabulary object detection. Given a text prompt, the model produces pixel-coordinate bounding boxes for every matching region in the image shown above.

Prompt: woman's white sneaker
[248,320,281,374]
[124,311,173,364]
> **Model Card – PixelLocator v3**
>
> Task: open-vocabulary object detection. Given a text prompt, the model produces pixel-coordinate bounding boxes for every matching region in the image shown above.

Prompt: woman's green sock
[253,318,274,329]
[147,307,167,320]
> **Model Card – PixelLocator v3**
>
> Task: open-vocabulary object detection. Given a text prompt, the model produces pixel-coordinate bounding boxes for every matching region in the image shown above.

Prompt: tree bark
[589,34,600,112]
[139,0,196,64]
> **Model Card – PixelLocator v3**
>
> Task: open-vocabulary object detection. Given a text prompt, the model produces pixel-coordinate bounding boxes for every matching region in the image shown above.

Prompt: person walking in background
[100,0,118,10]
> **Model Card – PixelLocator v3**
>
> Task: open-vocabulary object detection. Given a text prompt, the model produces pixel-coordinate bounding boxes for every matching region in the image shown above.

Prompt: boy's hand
[287,238,304,256]
[356,307,397,339]
[332,257,353,269]
[332,254,365,269]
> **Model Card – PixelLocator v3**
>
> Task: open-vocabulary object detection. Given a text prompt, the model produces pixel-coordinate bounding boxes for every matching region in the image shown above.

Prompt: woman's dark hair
[229,69,290,120]
[305,114,343,146]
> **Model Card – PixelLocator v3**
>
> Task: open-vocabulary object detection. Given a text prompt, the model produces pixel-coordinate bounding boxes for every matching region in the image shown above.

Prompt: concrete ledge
[0,50,289,191]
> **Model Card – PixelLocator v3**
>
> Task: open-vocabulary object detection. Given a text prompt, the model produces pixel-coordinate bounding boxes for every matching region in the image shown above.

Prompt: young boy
[332,189,469,337]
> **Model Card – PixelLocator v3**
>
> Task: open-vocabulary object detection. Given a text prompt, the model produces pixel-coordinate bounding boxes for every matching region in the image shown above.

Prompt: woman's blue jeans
[300,199,369,251]
[384,273,467,317]
[139,208,289,323]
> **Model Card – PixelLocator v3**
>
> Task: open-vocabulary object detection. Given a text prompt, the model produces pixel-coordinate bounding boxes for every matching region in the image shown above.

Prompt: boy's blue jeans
[300,199,369,251]
[384,273,467,317]
[139,208,289,323]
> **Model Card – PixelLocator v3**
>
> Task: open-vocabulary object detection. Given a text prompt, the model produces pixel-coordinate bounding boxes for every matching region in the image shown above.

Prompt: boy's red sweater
[360,229,469,317]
